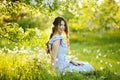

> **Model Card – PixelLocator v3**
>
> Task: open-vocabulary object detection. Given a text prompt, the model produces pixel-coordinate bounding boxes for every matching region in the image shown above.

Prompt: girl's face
[57,20,65,34]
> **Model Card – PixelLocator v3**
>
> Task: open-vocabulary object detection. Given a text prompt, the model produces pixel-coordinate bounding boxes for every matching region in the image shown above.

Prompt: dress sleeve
[48,35,62,50]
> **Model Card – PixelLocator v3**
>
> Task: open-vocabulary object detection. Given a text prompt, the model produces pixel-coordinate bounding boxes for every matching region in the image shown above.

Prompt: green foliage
[1,0,120,32]
[0,23,24,43]
[0,1,50,30]
[0,0,120,79]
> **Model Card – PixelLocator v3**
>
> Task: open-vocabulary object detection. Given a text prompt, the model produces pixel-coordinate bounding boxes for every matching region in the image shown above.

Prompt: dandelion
[97,49,100,53]
[96,55,99,59]
[7,49,12,54]
[11,68,15,71]
[48,70,51,74]
[63,72,65,75]
[34,47,40,50]
[100,67,104,70]
[109,63,112,67]
[30,0,37,5]
[114,72,117,75]
[3,0,7,4]
[42,0,54,6]
[92,8,95,12]
[38,59,41,62]
[28,48,33,54]
[35,27,40,36]
[20,46,25,51]
[98,53,101,56]
[105,62,108,64]
[100,60,103,63]
[83,49,91,54]
[78,1,82,8]
[13,46,19,54]
[117,61,120,64]
[83,48,87,53]
[103,55,106,57]
[18,27,24,34]
[14,46,18,51]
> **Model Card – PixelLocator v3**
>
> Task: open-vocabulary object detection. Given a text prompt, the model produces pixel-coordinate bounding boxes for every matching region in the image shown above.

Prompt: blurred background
[0,0,120,79]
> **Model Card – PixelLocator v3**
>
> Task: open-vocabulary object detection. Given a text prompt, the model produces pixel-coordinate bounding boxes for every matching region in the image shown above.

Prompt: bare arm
[51,39,60,69]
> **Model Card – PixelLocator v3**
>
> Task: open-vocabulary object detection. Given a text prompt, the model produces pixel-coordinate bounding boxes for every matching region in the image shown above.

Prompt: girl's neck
[54,31,62,36]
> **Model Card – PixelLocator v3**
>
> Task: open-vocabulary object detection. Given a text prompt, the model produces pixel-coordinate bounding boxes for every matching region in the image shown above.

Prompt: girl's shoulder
[49,34,63,43]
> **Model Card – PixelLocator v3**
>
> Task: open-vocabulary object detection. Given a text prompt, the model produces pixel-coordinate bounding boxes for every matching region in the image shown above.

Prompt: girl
[46,16,94,73]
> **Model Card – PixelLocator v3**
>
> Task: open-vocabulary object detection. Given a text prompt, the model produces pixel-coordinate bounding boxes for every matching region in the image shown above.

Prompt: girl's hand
[70,61,84,66]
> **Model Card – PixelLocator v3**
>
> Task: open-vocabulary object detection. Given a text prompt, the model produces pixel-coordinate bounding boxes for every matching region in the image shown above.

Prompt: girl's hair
[46,16,69,54]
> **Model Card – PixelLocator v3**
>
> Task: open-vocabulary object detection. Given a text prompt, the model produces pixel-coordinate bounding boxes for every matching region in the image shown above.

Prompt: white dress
[48,34,94,73]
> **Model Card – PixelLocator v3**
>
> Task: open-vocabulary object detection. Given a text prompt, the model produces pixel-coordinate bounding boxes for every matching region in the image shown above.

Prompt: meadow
[0,0,120,79]
[0,31,120,80]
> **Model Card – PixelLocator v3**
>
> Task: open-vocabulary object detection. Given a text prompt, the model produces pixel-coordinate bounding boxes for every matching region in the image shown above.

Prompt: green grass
[69,31,120,75]
[0,31,120,80]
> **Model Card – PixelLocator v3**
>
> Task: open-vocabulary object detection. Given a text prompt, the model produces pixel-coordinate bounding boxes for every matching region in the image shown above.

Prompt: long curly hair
[46,16,69,54]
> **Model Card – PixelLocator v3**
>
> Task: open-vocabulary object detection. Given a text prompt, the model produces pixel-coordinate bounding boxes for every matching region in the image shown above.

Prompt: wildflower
[11,68,15,71]
[38,59,40,62]
[83,49,91,54]
[117,61,120,64]
[20,46,25,51]
[48,70,51,74]
[114,72,117,75]
[18,27,24,34]
[100,67,104,70]
[109,63,112,67]
[63,72,65,75]
[7,49,12,53]
[83,48,87,53]
[78,1,82,8]
[35,27,40,36]
[103,55,106,57]
[100,60,103,63]
[13,46,18,51]
[105,62,108,64]
[92,8,95,12]
[96,55,99,59]
[97,49,100,53]
[98,53,101,56]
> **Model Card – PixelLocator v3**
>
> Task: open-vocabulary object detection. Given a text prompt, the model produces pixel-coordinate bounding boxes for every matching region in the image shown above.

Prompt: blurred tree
[0,0,120,44]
